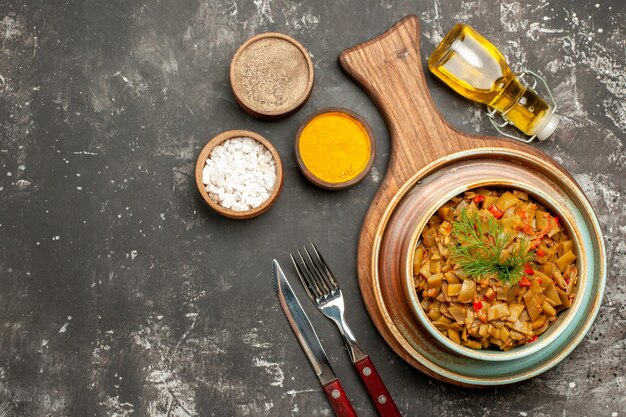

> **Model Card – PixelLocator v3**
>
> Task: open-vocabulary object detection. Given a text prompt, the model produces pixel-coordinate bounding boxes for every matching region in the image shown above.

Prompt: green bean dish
[413,188,578,351]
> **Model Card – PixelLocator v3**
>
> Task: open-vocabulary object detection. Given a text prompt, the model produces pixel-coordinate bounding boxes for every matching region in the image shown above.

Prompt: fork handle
[322,379,358,417]
[355,356,402,417]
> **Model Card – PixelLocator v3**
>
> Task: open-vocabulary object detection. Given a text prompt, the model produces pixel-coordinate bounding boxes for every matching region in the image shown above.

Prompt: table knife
[273,259,358,417]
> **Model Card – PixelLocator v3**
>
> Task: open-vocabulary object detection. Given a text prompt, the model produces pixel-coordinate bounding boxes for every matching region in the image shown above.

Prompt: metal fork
[291,244,402,417]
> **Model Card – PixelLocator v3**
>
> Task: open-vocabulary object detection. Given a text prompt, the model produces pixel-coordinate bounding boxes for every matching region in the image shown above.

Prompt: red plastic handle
[322,379,358,417]
[355,356,402,417]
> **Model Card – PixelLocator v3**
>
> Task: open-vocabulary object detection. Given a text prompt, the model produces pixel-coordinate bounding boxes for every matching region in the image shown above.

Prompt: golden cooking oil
[429,24,559,140]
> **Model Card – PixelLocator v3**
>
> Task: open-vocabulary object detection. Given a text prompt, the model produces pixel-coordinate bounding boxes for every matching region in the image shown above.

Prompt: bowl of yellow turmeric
[295,108,375,190]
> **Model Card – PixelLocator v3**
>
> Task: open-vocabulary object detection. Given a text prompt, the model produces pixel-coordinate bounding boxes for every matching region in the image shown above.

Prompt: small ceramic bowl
[402,184,584,362]
[230,33,314,120]
[195,129,283,219]
[295,108,375,190]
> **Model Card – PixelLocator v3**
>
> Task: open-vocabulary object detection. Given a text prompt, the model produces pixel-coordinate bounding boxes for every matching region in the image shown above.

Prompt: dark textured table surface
[1,1,624,416]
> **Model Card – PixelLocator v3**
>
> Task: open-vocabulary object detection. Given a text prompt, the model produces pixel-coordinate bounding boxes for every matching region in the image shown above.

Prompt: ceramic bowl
[366,151,606,385]
[397,158,600,363]
[195,129,283,219]
[295,108,375,190]
[230,33,314,120]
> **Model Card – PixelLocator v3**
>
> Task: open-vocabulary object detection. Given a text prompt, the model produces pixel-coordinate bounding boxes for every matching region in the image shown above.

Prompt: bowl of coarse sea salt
[195,130,283,219]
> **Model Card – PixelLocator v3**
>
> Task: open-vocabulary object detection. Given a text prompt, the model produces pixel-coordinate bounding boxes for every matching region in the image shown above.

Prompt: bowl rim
[294,107,376,190]
[230,32,314,119]
[194,129,283,219]
[403,182,585,361]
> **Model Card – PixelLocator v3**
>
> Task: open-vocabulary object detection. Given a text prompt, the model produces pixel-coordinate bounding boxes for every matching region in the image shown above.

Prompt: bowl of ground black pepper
[230,33,314,119]
[195,130,284,219]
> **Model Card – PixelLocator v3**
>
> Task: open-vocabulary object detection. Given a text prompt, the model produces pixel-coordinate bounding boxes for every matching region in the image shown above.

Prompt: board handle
[339,15,463,183]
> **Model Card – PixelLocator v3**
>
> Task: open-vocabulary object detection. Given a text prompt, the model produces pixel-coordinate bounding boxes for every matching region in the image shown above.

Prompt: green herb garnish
[451,209,534,285]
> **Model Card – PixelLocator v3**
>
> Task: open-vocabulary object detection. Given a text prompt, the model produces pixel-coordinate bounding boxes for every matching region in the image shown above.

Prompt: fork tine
[310,242,339,288]
[303,246,328,293]
[290,253,317,301]
[301,249,330,295]
[298,250,326,298]
[304,246,335,293]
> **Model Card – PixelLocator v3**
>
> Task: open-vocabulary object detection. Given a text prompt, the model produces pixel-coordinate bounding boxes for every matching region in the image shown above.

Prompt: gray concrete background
[0,0,624,416]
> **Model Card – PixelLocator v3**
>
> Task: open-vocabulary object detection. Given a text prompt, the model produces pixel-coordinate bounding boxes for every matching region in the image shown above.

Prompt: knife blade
[273,259,357,417]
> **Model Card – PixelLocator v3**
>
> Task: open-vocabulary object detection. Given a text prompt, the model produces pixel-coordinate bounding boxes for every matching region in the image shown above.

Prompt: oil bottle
[429,24,559,141]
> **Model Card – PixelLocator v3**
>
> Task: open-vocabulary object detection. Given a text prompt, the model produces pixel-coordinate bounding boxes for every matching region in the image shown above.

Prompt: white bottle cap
[535,113,560,141]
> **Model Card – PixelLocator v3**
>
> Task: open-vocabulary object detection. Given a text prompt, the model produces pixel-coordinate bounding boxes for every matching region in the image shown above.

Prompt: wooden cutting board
[338,15,575,378]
